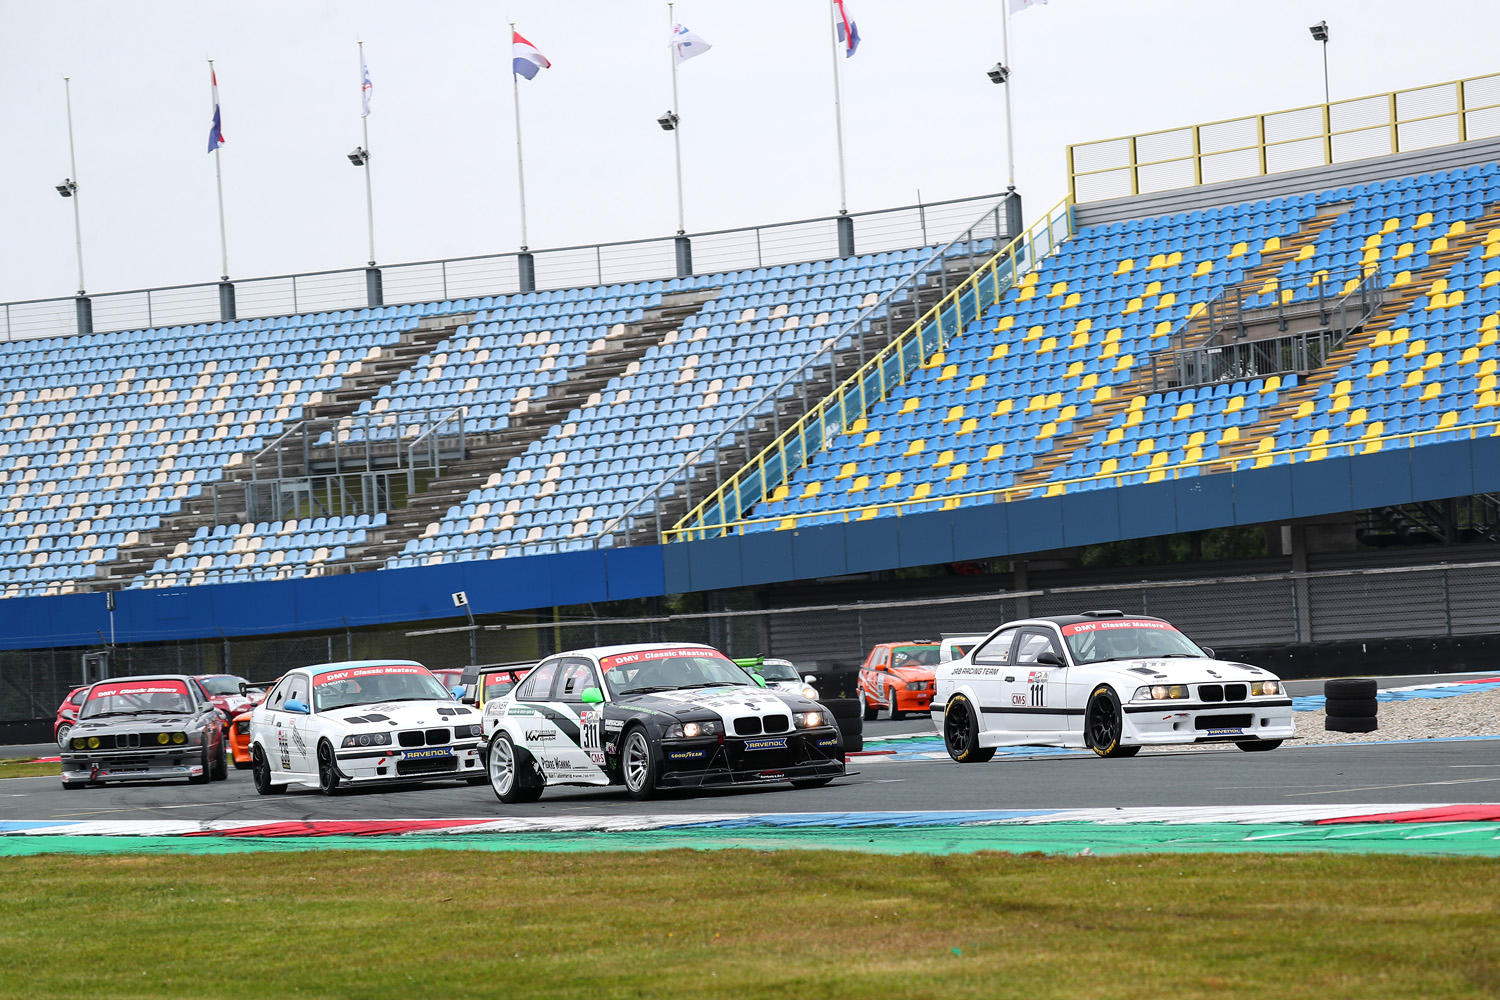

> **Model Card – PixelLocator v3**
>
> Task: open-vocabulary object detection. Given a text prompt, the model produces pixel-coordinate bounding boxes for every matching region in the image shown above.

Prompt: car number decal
[579,710,601,752]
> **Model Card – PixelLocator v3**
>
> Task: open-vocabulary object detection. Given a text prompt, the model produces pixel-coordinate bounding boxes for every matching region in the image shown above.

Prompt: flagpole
[1001,4,1016,189]
[826,1,849,216]
[668,3,686,235]
[359,41,376,266]
[209,59,229,281]
[509,22,531,251]
[62,76,85,295]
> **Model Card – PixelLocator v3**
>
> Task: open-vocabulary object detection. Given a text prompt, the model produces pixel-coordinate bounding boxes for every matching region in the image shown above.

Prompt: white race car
[248,659,485,794]
[933,611,1294,761]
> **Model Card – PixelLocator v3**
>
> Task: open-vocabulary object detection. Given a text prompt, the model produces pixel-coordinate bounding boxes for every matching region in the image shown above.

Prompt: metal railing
[660,418,1500,538]
[0,193,1004,342]
[228,469,417,525]
[1068,71,1500,203]
[660,198,1074,544]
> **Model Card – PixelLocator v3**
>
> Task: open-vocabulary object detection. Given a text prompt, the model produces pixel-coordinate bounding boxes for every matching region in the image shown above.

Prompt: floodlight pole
[826,0,853,255]
[358,41,376,267]
[1320,35,1330,105]
[668,3,686,236]
[509,22,531,253]
[62,76,86,296]
[1000,7,1016,191]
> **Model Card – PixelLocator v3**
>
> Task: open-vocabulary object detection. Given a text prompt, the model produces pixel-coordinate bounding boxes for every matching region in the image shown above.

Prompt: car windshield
[601,647,751,695]
[1062,620,1207,664]
[197,675,248,696]
[891,645,940,667]
[312,665,451,712]
[757,660,801,682]
[80,680,193,718]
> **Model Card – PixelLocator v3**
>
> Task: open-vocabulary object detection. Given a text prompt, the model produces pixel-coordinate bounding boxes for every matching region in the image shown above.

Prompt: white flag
[1010,0,1048,11]
[671,23,713,64]
[361,60,372,117]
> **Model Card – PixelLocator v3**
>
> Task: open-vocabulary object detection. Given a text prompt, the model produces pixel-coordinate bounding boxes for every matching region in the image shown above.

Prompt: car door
[957,627,1018,735]
[1007,628,1069,734]
[281,673,314,774]
[552,659,608,779]
[259,677,295,773]
[861,646,890,705]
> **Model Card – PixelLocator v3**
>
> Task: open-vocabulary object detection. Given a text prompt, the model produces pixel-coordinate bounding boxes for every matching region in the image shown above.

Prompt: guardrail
[0,193,1004,342]
[663,197,1074,543]
[1068,71,1500,203]
[660,418,1500,538]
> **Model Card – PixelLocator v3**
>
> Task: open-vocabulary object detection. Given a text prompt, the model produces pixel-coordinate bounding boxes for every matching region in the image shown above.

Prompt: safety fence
[1068,71,1500,203]
[664,197,1074,542]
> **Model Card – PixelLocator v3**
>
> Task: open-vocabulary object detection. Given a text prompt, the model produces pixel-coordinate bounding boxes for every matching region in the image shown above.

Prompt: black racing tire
[1085,686,1137,758]
[233,757,251,771]
[943,694,996,763]
[621,728,658,801]
[211,740,228,781]
[251,744,285,795]
[316,741,343,796]
[1237,740,1283,752]
[790,776,835,789]
[488,732,543,803]
[1325,715,1379,734]
[1324,678,1378,700]
[188,745,212,784]
[1324,698,1378,718]
[862,696,879,722]
[887,690,904,721]
[62,780,87,790]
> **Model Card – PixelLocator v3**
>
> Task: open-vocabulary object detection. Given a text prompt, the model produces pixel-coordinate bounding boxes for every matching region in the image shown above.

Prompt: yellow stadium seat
[1149,452,1169,468]
[1261,236,1281,253]
[770,484,790,502]
[1255,437,1276,454]
[993,399,1015,416]
[1416,212,1434,228]
[957,418,979,436]
[1070,334,1090,350]
[903,438,925,457]
[1115,354,1135,372]
[1394,243,1414,260]
[1144,281,1163,297]
[844,418,869,435]
[1487,244,1500,260]
[1104,427,1125,445]
[1058,405,1077,422]
[1122,298,1142,315]
[988,344,1009,360]
[799,481,822,498]
[1309,428,1330,446]
[1037,422,1057,440]
[1132,438,1155,457]
[983,443,1005,461]
[1308,448,1329,462]
[1298,245,1317,261]
[1345,407,1367,427]
[1483,272,1500,289]
[835,463,857,481]
[1224,395,1245,414]
[1187,302,1207,319]
[1017,285,1036,302]
[1250,455,1272,470]
[1362,234,1382,249]
[1063,293,1082,309]
[1127,394,1146,411]
[1381,217,1399,234]
[1099,458,1118,475]
[941,497,962,511]
[1364,421,1384,438]
[945,463,969,482]
[1228,241,1249,259]
[1046,392,1063,408]
[1101,343,1120,359]
[1046,482,1066,497]
[1403,370,1424,388]
[1460,346,1480,365]
[1113,258,1135,275]
[943,405,965,423]
[899,397,921,415]
[1482,371,1499,389]
[1260,376,1281,393]
[1219,426,1241,443]
[1193,260,1213,276]
[1048,281,1068,298]
[860,431,881,447]
[1292,400,1313,418]
[1423,352,1443,370]
[933,450,955,468]
[881,472,903,489]
[1370,359,1390,376]
[1330,395,1350,414]
[1391,271,1412,287]
[1021,271,1039,286]
[1026,394,1048,413]
[996,316,1015,331]
[1185,431,1205,448]
[849,475,870,492]
[1478,390,1497,409]
[1065,361,1085,378]
[777,518,797,530]
[1155,293,1177,310]
[910,483,932,501]
[1024,325,1045,341]
[1427,292,1449,310]
[937,364,958,381]
[921,351,946,370]
[1421,382,1442,401]
[1448,290,1467,308]
[1363,440,1383,455]
[1361,248,1380,265]
[1484,331,1500,349]
[1430,236,1450,253]
[1146,469,1167,483]
[965,374,987,391]
[1081,373,1099,390]
[1039,337,1058,353]
[1438,411,1458,428]
[1073,317,1093,334]
[1151,321,1171,337]
[1105,327,1123,342]
[1173,402,1194,421]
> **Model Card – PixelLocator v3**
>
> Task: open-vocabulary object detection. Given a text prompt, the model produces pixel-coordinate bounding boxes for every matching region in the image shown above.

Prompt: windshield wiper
[1157,653,1203,658]
[675,682,742,689]
[622,686,678,695]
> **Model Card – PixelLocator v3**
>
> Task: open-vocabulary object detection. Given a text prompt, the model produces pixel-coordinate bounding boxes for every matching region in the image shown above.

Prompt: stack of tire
[1324,677,1378,733]
[823,698,864,754]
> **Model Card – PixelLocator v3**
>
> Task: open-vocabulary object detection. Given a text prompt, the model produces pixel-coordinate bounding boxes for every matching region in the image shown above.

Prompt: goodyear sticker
[668,749,707,760]
[401,748,454,760]
[816,737,839,747]
[743,737,788,751]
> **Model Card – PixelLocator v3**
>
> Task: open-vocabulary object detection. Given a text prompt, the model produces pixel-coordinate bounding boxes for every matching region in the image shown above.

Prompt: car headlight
[665,720,723,738]
[1250,680,1280,696]
[340,732,393,748]
[906,681,930,691]
[794,711,825,729]
[72,737,89,750]
[454,724,482,739]
[88,736,100,749]
[234,719,250,734]
[1132,685,1189,701]
[172,732,187,744]
[801,686,819,700]
[157,732,171,745]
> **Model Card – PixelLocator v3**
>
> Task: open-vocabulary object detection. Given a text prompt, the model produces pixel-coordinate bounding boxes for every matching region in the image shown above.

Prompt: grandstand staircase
[1214,202,1500,466]
[84,313,475,590]
[1005,206,1352,495]
[327,289,719,571]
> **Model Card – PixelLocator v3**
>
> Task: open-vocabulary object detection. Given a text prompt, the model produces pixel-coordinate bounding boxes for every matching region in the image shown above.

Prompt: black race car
[61,674,229,788]
[479,643,845,801]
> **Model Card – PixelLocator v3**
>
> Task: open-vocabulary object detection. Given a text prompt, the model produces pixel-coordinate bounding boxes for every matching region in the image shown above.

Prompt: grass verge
[0,850,1496,999]
[0,756,59,779]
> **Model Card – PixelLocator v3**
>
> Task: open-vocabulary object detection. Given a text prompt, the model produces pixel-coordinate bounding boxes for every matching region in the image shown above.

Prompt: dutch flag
[512,29,551,80]
[207,68,225,152]
[833,0,860,57]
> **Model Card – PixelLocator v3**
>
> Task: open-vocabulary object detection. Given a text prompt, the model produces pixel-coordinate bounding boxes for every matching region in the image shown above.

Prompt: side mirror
[284,699,311,715]
[462,695,478,707]
[802,674,818,685]
[449,685,466,700]
[1200,647,1215,659]
[751,673,767,688]
[580,687,604,704]
[1035,651,1063,666]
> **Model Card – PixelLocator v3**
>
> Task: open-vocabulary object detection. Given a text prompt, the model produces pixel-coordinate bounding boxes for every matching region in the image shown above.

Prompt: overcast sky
[2,0,1496,303]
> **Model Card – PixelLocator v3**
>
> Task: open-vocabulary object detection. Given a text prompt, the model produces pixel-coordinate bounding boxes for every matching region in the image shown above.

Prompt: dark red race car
[54,686,89,747]
[192,674,255,728]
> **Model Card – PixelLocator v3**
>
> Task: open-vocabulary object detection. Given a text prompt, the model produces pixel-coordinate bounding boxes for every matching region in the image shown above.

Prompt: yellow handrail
[1068,71,1500,203]
[667,197,1074,542]
[662,419,1500,541]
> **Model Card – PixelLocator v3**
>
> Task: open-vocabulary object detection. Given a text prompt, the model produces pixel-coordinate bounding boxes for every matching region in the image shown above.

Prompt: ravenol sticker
[401,747,454,759]
[1205,728,1243,736]
[743,737,788,751]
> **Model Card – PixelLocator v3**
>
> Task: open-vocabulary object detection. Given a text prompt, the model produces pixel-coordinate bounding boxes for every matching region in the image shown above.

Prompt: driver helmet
[1104,630,1146,659]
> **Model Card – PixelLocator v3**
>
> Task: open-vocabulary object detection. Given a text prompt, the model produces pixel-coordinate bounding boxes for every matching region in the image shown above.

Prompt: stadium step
[1004,206,1352,496]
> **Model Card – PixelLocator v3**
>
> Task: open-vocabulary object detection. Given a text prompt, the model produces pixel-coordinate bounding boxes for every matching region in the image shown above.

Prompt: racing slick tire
[316,741,345,795]
[211,741,228,781]
[790,777,835,789]
[943,694,996,763]
[188,745,212,784]
[862,696,879,722]
[1324,698,1378,718]
[824,699,864,754]
[234,757,251,771]
[1085,686,1140,758]
[1236,740,1283,752]
[1325,715,1379,734]
[56,724,71,748]
[488,732,544,804]
[1324,677,1378,700]
[621,727,659,802]
[251,744,286,795]
[887,691,904,721]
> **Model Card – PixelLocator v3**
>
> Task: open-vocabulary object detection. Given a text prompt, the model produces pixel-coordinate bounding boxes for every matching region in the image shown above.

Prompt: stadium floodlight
[347,147,368,166]
[987,63,1010,85]
[56,179,76,198]
[657,110,679,132]
[1309,20,1329,41]
[1309,21,1330,106]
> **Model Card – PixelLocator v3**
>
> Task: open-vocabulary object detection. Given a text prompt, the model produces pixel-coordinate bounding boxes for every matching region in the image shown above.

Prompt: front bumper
[62,747,203,783]
[895,689,933,713]
[656,728,844,788]
[1125,698,1296,744]
[333,742,483,782]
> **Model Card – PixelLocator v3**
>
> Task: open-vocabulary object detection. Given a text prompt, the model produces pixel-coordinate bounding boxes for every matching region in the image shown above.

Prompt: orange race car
[227,677,278,770]
[857,641,941,720]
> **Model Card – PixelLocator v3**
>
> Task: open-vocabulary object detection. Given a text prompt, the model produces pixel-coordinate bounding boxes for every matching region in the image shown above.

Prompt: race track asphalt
[4,718,1497,823]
